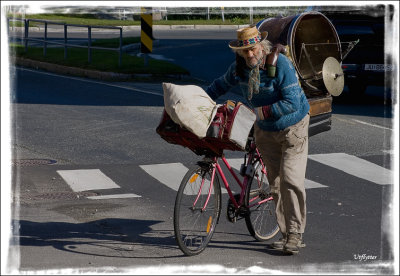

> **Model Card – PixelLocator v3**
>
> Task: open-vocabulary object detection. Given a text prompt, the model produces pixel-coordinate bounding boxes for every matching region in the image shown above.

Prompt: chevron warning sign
[141,7,153,53]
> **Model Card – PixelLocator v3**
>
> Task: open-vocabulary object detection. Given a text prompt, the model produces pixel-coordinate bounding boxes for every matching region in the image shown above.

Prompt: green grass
[9,13,265,27]
[150,18,266,25]
[9,43,189,75]
[10,14,140,26]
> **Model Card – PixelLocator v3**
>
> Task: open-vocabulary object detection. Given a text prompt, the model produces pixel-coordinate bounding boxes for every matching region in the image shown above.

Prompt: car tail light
[341,64,358,70]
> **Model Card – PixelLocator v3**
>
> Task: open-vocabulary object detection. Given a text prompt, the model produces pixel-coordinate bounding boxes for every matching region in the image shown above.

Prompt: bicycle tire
[174,165,221,256]
[245,159,279,241]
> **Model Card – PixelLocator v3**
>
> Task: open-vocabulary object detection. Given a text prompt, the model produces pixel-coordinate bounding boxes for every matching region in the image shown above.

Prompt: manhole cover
[12,159,57,166]
[33,191,99,200]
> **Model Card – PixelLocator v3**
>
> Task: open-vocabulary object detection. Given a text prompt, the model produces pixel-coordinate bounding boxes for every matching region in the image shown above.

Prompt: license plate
[364,64,395,71]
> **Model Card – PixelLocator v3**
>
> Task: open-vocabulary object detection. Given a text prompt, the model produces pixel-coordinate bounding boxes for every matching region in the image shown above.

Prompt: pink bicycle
[173,135,279,256]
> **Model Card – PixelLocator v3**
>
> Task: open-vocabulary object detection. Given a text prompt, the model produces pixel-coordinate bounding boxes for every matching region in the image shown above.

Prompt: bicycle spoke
[174,165,221,256]
[245,159,279,241]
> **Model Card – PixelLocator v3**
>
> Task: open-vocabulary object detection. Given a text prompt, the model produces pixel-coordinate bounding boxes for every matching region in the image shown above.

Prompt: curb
[121,40,160,52]
[14,57,187,81]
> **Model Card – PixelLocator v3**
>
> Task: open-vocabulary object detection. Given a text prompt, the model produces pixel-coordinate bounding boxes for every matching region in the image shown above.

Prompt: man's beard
[246,54,263,69]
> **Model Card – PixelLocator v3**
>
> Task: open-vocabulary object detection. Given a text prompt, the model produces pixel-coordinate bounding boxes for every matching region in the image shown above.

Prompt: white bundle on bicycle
[162,82,218,138]
[207,100,257,151]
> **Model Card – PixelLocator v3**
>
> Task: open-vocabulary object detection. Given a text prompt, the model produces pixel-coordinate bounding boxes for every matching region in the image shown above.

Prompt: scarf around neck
[247,52,266,101]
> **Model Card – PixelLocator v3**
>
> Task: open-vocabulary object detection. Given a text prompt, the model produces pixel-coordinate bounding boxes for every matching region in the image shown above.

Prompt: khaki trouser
[254,114,309,235]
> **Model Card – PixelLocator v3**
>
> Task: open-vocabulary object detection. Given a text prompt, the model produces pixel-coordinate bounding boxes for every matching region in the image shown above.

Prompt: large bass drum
[256,11,343,95]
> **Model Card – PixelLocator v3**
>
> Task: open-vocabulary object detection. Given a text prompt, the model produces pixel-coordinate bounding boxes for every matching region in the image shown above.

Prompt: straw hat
[229,26,268,49]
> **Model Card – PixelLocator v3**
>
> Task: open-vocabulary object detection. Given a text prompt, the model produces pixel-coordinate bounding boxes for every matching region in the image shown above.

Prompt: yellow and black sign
[141,7,153,53]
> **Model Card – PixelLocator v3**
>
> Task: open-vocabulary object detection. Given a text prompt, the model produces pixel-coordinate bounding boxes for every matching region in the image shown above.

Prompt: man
[206,26,310,254]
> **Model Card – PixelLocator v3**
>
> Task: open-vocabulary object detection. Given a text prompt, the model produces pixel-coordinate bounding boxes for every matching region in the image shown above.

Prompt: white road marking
[136,53,175,62]
[140,162,232,194]
[87,193,141,200]
[140,163,189,192]
[352,119,392,131]
[57,169,120,192]
[308,153,393,185]
[225,158,244,171]
[305,179,328,189]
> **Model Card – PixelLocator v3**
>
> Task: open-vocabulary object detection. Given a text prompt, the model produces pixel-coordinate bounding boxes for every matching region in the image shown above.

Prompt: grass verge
[9,43,189,76]
[8,13,265,27]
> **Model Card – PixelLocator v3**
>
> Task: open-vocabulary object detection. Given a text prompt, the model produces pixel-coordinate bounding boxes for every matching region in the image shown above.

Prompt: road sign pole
[141,7,153,67]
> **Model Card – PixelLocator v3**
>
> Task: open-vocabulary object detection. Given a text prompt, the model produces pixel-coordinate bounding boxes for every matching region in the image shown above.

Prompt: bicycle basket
[156,101,256,157]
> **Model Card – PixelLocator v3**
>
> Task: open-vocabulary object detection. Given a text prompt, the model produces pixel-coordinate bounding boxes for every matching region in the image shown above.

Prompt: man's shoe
[283,232,304,254]
[271,237,286,250]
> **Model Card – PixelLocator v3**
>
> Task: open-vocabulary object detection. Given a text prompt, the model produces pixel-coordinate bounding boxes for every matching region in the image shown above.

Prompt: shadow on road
[12,68,165,107]
[11,66,394,118]
[331,86,394,119]
[13,218,295,261]
[13,218,182,259]
[206,236,290,257]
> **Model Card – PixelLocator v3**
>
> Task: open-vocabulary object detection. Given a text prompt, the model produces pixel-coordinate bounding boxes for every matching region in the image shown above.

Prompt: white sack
[228,104,256,150]
[162,83,218,138]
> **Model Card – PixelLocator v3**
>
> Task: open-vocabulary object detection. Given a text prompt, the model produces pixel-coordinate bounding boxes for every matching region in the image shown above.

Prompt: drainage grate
[33,191,99,200]
[12,159,57,166]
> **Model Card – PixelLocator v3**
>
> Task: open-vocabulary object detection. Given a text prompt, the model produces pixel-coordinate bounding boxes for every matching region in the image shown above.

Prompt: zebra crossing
[139,158,329,193]
[56,152,394,199]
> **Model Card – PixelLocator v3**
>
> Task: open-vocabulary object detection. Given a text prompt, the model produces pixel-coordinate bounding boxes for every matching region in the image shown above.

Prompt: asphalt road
[4,29,397,275]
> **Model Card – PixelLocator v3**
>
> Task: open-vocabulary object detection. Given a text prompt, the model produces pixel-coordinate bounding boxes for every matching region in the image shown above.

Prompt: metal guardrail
[7,18,123,67]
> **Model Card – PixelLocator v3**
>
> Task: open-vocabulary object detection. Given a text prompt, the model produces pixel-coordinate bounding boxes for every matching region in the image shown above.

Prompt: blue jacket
[206,53,310,131]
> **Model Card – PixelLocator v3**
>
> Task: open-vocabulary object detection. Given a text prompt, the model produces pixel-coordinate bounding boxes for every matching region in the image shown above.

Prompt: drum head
[322,57,344,96]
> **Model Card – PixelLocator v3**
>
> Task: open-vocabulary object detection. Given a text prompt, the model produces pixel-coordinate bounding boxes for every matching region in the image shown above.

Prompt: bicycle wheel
[245,159,279,241]
[174,165,221,256]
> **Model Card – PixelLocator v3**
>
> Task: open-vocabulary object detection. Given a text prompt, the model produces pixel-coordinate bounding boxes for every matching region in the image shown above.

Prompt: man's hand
[255,105,272,120]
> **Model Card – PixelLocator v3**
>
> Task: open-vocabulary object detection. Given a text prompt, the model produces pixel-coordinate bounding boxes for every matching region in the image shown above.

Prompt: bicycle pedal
[226,209,237,223]
[226,203,237,223]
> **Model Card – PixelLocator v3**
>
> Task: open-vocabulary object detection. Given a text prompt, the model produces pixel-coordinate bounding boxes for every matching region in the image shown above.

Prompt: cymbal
[322,57,344,96]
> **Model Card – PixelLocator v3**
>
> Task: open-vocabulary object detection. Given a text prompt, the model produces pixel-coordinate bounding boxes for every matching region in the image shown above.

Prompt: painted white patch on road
[309,153,393,185]
[140,163,189,192]
[57,169,120,192]
[140,163,232,194]
[304,179,328,189]
[226,158,244,171]
[87,193,141,200]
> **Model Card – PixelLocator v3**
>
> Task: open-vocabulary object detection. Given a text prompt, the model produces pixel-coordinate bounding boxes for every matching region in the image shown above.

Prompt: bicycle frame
[197,143,273,212]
